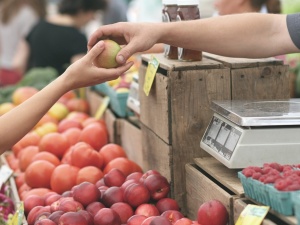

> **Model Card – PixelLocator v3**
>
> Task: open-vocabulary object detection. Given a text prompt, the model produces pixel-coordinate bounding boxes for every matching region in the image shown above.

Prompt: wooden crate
[185,163,235,224]
[140,123,172,183]
[117,118,145,171]
[194,157,298,225]
[138,53,289,213]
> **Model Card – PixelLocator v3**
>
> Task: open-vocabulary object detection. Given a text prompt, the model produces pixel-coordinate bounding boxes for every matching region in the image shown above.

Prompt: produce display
[239,162,300,216]
[0,67,58,104]
[0,87,229,225]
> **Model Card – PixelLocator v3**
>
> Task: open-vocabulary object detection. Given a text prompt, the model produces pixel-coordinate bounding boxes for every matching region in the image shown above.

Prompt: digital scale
[200,99,300,169]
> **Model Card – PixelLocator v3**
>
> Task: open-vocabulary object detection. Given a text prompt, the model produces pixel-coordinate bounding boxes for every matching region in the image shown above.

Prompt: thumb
[85,41,105,61]
[116,41,140,65]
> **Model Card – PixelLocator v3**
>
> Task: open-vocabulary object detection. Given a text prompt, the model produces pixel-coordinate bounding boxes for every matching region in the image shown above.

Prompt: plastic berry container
[267,185,299,216]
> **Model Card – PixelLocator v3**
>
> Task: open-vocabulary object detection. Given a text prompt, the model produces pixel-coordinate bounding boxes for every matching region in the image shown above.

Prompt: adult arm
[0,41,133,153]
[88,13,299,64]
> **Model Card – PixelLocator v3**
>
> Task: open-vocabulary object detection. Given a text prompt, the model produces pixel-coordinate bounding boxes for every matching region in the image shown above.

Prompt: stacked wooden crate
[138,53,289,215]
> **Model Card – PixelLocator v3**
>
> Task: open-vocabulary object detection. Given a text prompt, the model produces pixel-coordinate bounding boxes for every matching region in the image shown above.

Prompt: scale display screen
[202,116,242,160]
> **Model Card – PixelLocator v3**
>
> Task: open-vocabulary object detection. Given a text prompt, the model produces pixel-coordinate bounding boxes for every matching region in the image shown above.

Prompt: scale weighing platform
[200,99,300,169]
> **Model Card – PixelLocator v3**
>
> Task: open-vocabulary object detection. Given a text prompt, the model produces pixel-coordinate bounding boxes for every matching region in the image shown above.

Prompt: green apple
[94,40,121,69]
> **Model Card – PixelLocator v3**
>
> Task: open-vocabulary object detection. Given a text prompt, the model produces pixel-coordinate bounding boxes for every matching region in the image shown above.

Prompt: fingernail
[117,55,125,64]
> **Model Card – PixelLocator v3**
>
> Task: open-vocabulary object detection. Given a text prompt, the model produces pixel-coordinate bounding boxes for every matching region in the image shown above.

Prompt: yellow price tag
[235,204,270,225]
[79,87,86,99]
[7,202,24,225]
[143,55,159,96]
[94,96,110,119]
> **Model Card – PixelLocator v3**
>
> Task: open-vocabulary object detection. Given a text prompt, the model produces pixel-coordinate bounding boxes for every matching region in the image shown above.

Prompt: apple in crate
[197,200,229,225]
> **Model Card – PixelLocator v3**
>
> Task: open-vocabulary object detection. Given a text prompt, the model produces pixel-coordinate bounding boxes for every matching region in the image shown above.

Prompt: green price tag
[235,204,269,225]
[143,55,159,96]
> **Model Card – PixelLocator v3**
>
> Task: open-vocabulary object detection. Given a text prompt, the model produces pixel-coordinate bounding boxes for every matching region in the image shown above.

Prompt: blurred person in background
[127,0,163,23]
[13,0,107,77]
[214,0,281,16]
[102,0,128,25]
[0,0,47,86]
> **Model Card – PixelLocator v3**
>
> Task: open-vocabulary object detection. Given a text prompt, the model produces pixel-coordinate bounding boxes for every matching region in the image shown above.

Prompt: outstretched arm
[0,41,133,153]
[88,13,299,64]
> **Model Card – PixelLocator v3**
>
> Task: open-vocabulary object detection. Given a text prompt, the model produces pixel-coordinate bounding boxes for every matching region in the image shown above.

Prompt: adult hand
[88,22,160,65]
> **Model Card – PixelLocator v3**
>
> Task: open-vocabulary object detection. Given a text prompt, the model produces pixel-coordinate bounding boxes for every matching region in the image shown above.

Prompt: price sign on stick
[235,204,269,225]
[79,87,86,99]
[143,55,159,96]
[94,96,110,119]
[7,202,24,225]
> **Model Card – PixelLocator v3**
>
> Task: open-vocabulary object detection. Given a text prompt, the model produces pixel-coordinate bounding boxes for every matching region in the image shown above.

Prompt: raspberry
[263,174,282,184]
[274,179,288,191]
[283,170,294,177]
[252,167,263,173]
[269,162,283,172]
[242,168,255,177]
[267,169,280,176]
[252,172,262,180]
[285,183,300,191]
[282,165,293,172]
[259,175,267,183]
[261,167,272,175]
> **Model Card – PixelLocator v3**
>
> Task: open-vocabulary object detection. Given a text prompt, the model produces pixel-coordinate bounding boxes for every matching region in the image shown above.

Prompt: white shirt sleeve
[17,5,39,37]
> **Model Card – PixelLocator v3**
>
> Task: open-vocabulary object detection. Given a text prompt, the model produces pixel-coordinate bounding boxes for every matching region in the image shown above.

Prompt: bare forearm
[159,13,298,58]
[0,75,68,153]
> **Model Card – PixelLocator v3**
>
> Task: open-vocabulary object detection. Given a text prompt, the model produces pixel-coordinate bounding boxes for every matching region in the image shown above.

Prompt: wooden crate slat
[140,123,172,183]
[231,65,290,100]
[203,52,284,68]
[141,53,223,71]
[119,119,144,171]
[194,157,244,196]
[139,68,171,144]
[185,163,234,224]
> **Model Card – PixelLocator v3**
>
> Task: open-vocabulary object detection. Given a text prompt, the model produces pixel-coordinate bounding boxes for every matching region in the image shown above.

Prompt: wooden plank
[119,119,145,171]
[231,65,290,100]
[141,53,223,71]
[185,163,234,224]
[139,66,171,144]
[169,67,232,215]
[140,123,171,183]
[203,52,284,68]
[103,108,119,144]
[194,157,244,196]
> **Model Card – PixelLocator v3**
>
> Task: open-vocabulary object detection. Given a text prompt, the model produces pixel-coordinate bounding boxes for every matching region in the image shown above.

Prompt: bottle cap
[177,0,199,6]
[162,0,177,5]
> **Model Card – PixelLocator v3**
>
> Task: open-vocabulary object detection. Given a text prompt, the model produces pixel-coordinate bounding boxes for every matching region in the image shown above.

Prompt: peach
[58,211,88,225]
[135,203,160,218]
[103,168,126,187]
[94,208,122,225]
[110,202,134,224]
[72,182,101,207]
